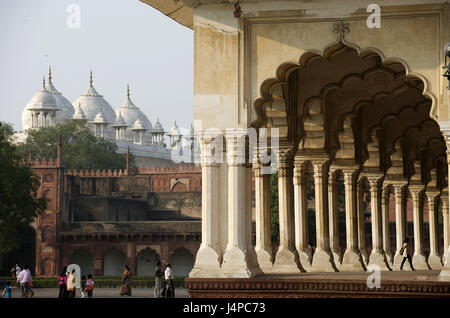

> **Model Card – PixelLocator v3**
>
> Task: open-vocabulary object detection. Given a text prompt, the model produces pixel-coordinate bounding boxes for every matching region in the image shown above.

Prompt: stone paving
[1,287,189,298]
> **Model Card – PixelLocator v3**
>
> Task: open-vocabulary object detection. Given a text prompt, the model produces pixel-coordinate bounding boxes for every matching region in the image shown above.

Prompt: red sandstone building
[30,142,202,277]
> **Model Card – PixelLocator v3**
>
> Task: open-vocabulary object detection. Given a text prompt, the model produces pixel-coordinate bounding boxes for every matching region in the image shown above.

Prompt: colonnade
[190,138,450,278]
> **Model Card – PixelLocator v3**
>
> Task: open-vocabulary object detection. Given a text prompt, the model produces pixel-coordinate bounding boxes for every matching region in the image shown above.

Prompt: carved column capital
[226,132,247,166]
[276,148,295,177]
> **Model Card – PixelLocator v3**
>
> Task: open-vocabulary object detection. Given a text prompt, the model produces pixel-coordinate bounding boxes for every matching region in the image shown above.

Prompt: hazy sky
[0,0,193,132]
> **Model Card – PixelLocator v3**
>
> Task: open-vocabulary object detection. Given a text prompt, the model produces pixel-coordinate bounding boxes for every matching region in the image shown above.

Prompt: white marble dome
[72,71,116,124]
[21,78,58,130]
[46,68,75,122]
[115,85,152,130]
[168,121,181,136]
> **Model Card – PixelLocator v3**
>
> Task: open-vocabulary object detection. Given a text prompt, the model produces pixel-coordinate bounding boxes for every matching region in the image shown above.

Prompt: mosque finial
[48,66,52,83]
[89,70,93,87]
[42,76,46,89]
[127,84,130,99]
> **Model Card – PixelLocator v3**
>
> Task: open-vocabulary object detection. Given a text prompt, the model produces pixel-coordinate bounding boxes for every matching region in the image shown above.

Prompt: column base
[330,248,342,270]
[341,249,366,272]
[255,248,274,274]
[189,246,222,278]
[360,249,369,265]
[428,252,443,270]
[221,247,263,278]
[368,250,391,271]
[297,247,312,271]
[384,251,393,266]
[310,248,338,272]
[273,247,303,273]
[412,253,430,270]
[392,252,412,271]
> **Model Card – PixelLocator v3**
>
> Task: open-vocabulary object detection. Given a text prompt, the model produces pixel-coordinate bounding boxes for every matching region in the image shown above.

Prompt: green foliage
[15,119,132,171]
[0,122,47,253]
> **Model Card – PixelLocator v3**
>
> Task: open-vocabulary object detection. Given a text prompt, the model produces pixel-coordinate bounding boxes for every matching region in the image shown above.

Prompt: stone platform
[185,271,450,298]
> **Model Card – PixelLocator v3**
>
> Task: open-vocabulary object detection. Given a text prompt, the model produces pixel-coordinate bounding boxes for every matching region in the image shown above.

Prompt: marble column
[426,192,442,269]
[392,183,411,270]
[294,160,312,270]
[328,168,341,268]
[189,138,222,277]
[254,157,273,273]
[368,176,391,270]
[381,185,393,265]
[409,187,429,270]
[273,148,302,272]
[357,179,369,265]
[341,169,365,271]
[221,134,262,277]
[443,196,449,265]
[310,160,337,272]
[439,194,450,278]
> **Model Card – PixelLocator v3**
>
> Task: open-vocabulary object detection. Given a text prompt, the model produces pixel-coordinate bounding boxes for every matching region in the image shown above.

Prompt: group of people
[57,266,95,298]
[2,264,34,298]
[119,262,175,298]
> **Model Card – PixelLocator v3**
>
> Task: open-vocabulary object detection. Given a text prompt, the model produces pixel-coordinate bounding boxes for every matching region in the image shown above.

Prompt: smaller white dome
[113,110,127,127]
[152,117,164,133]
[72,103,87,120]
[131,115,146,131]
[29,78,58,111]
[168,121,181,136]
[92,108,108,124]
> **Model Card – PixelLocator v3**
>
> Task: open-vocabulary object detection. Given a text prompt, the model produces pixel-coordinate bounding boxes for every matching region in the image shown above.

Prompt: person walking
[17,265,33,298]
[10,264,20,279]
[1,281,12,298]
[57,270,67,298]
[154,261,163,298]
[400,238,416,271]
[80,276,87,298]
[84,274,94,298]
[66,269,76,298]
[164,263,175,298]
[119,265,132,296]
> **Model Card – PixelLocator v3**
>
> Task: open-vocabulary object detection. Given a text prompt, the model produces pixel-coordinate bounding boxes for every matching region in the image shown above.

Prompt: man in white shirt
[17,265,33,298]
[164,263,175,298]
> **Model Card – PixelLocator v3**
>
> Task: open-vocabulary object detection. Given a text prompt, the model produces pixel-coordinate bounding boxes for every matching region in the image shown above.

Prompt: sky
[0,0,193,133]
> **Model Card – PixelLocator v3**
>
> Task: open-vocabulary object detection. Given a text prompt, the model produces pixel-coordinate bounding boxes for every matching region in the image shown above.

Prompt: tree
[16,119,132,171]
[0,122,47,253]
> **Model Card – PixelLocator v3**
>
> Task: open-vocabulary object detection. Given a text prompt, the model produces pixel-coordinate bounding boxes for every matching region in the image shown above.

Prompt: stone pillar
[273,148,301,272]
[442,196,449,265]
[368,176,391,270]
[328,168,341,268]
[382,185,393,265]
[341,169,365,271]
[392,183,411,270]
[357,179,369,265]
[294,160,312,270]
[440,194,450,278]
[426,192,442,269]
[254,158,273,273]
[310,160,337,272]
[409,187,428,270]
[221,134,262,277]
[189,137,222,277]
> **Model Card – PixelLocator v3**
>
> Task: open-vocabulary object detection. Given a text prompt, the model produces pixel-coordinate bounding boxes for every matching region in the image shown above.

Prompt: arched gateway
[190,41,449,278]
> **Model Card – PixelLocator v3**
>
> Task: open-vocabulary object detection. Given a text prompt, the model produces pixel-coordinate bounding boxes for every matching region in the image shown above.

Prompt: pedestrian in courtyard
[164,263,175,298]
[17,265,33,298]
[66,269,76,298]
[84,274,94,298]
[154,261,163,298]
[57,269,67,298]
[80,275,87,298]
[120,265,132,296]
[1,281,12,298]
[10,264,20,279]
[400,238,415,271]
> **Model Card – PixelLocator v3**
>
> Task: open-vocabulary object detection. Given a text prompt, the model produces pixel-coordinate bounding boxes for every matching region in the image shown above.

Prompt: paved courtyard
[2,287,189,298]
